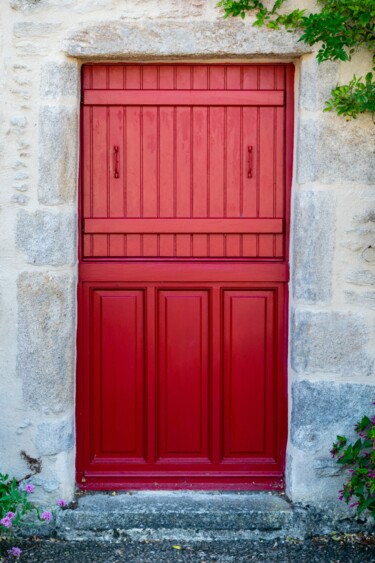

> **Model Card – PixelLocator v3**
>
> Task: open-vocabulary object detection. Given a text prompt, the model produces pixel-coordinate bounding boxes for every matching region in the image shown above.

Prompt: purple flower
[6,512,16,520]
[1,516,12,528]
[23,483,35,493]
[57,499,67,508]
[349,501,358,508]
[7,547,22,558]
[40,511,52,522]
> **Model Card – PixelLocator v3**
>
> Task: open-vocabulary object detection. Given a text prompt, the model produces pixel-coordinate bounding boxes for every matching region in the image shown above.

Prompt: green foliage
[0,474,35,529]
[331,412,375,520]
[325,72,375,118]
[217,0,375,118]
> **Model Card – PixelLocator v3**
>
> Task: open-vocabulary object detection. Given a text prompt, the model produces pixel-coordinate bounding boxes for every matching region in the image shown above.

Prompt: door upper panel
[81,64,287,260]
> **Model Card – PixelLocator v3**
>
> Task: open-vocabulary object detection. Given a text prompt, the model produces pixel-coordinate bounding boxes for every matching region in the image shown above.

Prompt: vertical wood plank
[176,106,192,256]
[225,68,242,256]
[125,106,142,256]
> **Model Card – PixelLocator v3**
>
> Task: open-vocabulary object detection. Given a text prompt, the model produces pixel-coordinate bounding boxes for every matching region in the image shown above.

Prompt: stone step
[56,491,307,542]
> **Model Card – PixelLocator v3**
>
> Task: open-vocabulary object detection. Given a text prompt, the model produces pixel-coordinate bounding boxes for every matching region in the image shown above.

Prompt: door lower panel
[77,275,287,489]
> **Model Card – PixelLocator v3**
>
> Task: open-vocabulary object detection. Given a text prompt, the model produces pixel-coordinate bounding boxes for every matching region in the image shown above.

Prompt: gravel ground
[1,535,375,563]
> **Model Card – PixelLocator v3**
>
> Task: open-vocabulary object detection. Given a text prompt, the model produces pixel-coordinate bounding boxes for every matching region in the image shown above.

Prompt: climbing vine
[217,0,375,119]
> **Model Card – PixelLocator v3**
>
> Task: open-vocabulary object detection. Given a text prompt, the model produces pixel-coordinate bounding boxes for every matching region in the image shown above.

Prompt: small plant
[331,409,375,520]
[0,472,66,559]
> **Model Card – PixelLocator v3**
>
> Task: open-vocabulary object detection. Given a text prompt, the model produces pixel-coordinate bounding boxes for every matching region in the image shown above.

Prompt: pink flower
[1,516,12,528]
[23,483,35,493]
[6,512,16,520]
[7,547,22,558]
[40,511,52,522]
[57,499,67,507]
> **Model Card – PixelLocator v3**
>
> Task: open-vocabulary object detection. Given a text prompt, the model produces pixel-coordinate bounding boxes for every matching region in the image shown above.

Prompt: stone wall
[0,0,374,508]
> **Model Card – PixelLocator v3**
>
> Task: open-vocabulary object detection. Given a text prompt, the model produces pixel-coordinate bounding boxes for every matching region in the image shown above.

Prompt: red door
[77,64,293,489]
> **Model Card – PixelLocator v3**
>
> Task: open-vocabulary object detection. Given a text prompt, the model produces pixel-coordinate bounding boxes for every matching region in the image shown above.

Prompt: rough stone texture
[54,491,372,542]
[14,22,61,37]
[9,0,42,9]
[319,114,375,184]
[36,416,74,455]
[345,269,375,286]
[40,62,79,98]
[17,272,76,414]
[58,492,300,541]
[298,114,375,185]
[292,190,335,303]
[345,290,375,309]
[296,116,319,184]
[291,380,374,453]
[288,381,375,504]
[16,209,76,266]
[299,55,339,112]
[38,105,78,205]
[63,20,312,59]
[15,41,49,56]
[291,309,373,376]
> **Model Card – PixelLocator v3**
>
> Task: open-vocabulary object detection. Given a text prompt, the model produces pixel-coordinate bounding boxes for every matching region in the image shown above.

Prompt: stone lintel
[63,20,312,59]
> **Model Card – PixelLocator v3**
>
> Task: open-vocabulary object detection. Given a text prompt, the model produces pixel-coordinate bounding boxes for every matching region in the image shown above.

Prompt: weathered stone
[14,23,61,38]
[38,106,78,205]
[353,208,375,224]
[17,272,76,414]
[10,0,41,9]
[36,417,74,455]
[291,380,374,453]
[292,190,335,303]
[297,113,375,185]
[14,172,29,180]
[318,114,375,184]
[63,20,312,59]
[296,116,319,184]
[40,62,79,98]
[58,492,296,541]
[345,269,375,286]
[362,246,375,263]
[291,309,373,376]
[345,290,375,309]
[16,209,76,266]
[11,194,29,205]
[299,55,339,112]
[10,115,27,127]
[15,41,49,56]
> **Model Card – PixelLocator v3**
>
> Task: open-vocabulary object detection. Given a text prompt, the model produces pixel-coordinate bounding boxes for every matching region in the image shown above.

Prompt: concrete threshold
[54,491,370,542]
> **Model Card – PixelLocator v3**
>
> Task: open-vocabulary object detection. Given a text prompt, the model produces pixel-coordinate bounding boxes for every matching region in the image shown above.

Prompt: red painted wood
[222,290,276,459]
[77,64,293,489]
[157,290,210,461]
[92,290,146,460]
[84,218,284,234]
[84,89,284,106]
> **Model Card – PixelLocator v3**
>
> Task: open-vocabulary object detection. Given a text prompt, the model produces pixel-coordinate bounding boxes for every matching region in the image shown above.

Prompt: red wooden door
[77,64,293,489]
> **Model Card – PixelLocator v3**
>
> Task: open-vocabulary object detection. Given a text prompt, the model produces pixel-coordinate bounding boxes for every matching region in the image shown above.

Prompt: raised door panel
[222,289,277,462]
[91,289,146,461]
[156,290,210,461]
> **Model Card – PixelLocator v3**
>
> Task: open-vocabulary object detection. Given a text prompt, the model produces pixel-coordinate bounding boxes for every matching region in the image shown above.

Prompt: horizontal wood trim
[84,218,284,235]
[79,263,289,283]
[83,90,285,107]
